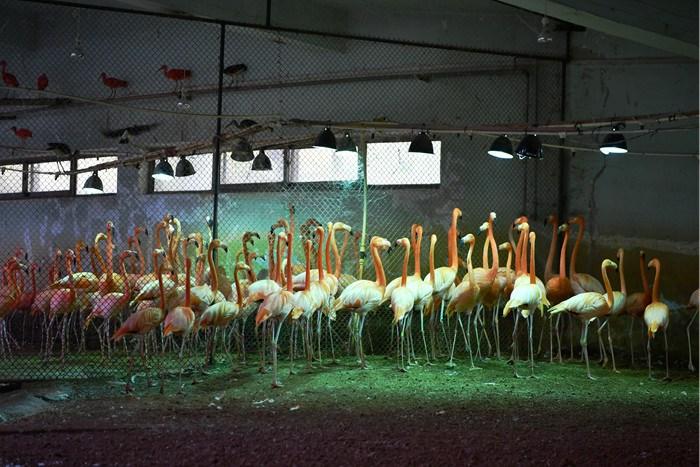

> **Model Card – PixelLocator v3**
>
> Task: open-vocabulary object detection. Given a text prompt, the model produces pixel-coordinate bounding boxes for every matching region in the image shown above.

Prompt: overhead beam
[496,0,698,59]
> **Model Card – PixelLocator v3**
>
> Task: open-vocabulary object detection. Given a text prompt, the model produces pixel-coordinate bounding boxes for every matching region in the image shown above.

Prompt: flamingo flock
[0,208,697,391]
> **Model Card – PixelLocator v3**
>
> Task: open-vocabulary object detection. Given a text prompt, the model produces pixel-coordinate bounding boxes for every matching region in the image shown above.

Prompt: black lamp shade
[408,131,433,155]
[230,138,254,162]
[515,134,543,160]
[314,127,337,150]
[600,132,628,155]
[82,170,103,194]
[175,156,196,177]
[336,133,357,156]
[251,150,272,171]
[152,158,175,180]
[488,135,513,159]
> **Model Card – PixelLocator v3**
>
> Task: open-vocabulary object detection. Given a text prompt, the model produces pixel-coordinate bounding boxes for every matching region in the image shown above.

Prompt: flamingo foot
[662,375,672,382]
[587,374,598,381]
[445,361,456,369]
[271,380,283,388]
[469,366,483,371]
[689,363,696,372]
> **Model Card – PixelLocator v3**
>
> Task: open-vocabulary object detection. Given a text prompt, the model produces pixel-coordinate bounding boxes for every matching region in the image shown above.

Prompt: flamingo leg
[596,319,608,366]
[582,320,596,380]
[419,309,431,365]
[687,310,698,372]
[479,307,492,357]
[493,295,501,359]
[555,314,563,363]
[568,314,575,361]
[473,305,482,359]
[512,313,521,378]
[358,314,368,369]
[461,314,480,370]
[271,320,284,388]
[447,313,458,368]
[628,318,636,367]
[606,319,619,373]
[327,314,336,364]
[647,330,653,380]
[663,328,670,380]
[527,313,536,377]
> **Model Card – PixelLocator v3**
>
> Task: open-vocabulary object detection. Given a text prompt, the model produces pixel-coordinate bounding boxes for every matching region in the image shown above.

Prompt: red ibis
[159,65,191,92]
[0,60,19,88]
[99,72,128,97]
[10,126,32,142]
[37,73,48,91]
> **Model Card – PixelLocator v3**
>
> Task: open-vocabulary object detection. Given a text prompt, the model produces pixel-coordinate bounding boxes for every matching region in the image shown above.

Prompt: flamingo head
[517,222,530,233]
[134,226,147,237]
[477,221,488,235]
[498,242,511,252]
[602,259,618,271]
[529,231,536,242]
[513,215,528,227]
[558,223,568,233]
[395,237,410,249]
[616,248,624,261]
[370,236,392,252]
[333,222,352,234]
[106,221,114,233]
[236,261,251,273]
[460,233,475,245]
[546,213,558,226]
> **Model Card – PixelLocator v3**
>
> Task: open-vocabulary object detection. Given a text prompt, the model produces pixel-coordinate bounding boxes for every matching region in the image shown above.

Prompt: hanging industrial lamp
[335,133,357,156]
[82,170,104,194]
[487,135,514,159]
[230,138,254,162]
[251,149,272,171]
[408,131,434,156]
[152,158,175,180]
[314,127,337,150]
[599,125,628,155]
[515,134,543,160]
[175,155,196,177]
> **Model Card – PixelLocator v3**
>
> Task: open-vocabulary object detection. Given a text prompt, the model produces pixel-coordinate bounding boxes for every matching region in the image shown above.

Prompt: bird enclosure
[0,0,696,388]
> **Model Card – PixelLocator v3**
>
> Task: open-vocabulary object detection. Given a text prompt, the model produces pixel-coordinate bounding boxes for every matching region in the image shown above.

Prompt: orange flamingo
[290,240,320,372]
[504,232,550,377]
[113,251,167,393]
[644,258,670,380]
[333,236,392,369]
[391,237,414,372]
[256,208,296,387]
[16,262,38,312]
[549,259,617,380]
[686,289,698,372]
[48,250,78,362]
[163,255,196,391]
[568,216,605,294]
[445,233,480,368]
[596,248,628,372]
[492,241,514,359]
[411,225,434,364]
[0,260,23,357]
[472,213,499,358]
[545,223,574,362]
[624,250,652,365]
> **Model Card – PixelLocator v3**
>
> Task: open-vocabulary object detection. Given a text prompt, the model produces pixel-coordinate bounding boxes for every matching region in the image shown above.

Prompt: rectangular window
[152,153,213,192]
[28,161,71,193]
[221,149,284,185]
[77,156,118,195]
[289,148,358,183]
[0,164,23,194]
[366,141,441,185]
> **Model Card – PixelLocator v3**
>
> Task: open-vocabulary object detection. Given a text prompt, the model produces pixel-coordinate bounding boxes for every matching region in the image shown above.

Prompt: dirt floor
[0,355,698,466]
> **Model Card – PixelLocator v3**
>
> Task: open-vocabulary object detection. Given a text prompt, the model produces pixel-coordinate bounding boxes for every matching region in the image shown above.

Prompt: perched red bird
[159,65,192,81]
[37,73,48,91]
[99,72,128,97]
[0,60,19,87]
[10,126,32,141]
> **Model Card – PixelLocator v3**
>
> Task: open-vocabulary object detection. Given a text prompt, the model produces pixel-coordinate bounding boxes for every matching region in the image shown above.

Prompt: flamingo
[685,289,698,372]
[163,255,196,391]
[256,207,296,388]
[0,60,19,87]
[311,225,334,365]
[568,216,605,294]
[290,240,320,372]
[113,252,167,393]
[131,248,175,304]
[99,72,128,97]
[492,241,514,359]
[410,225,434,365]
[644,258,670,380]
[333,236,392,369]
[624,250,652,365]
[503,232,550,377]
[548,259,617,380]
[545,223,574,362]
[134,219,169,292]
[0,260,23,357]
[48,250,78,362]
[423,208,461,360]
[445,233,480,369]
[543,214,559,282]
[84,250,138,357]
[390,237,415,372]
[98,221,126,295]
[596,248,628,372]
[472,213,499,358]
[15,262,38,312]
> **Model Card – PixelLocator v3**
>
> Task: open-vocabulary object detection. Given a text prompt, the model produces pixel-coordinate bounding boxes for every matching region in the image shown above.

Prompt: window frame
[147,156,215,195]
[365,140,442,188]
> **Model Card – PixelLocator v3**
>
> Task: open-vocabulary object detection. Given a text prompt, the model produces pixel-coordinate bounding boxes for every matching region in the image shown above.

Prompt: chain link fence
[0,1,562,381]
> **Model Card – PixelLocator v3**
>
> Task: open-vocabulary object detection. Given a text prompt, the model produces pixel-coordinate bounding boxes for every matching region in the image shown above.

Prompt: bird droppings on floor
[0,356,697,465]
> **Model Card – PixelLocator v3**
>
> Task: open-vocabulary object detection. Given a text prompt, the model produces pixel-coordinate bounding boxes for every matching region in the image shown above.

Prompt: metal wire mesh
[0,1,561,381]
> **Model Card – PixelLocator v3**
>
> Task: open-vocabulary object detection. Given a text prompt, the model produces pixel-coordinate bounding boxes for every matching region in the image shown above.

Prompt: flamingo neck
[601,261,614,307]
[570,220,584,276]
[619,251,627,296]
[651,260,661,303]
[234,264,243,308]
[286,238,294,293]
[304,245,311,292]
[268,237,276,283]
[514,229,524,274]
[466,241,475,285]
[487,217,498,276]
[559,230,569,279]
[184,258,191,307]
[335,231,350,277]
[136,232,146,275]
[413,230,422,277]
[119,256,130,300]
[275,236,284,286]
[400,242,410,287]
[325,224,333,273]
[639,253,650,296]
[30,267,37,298]
[331,230,342,277]
[371,243,386,287]
[529,237,536,285]
[545,221,558,280]
[316,230,325,281]
[74,245,83,272]
[157,263,165,310]
[448,215,459,270]
[242,236,254,282]
[106,227,114,277]
[505,248,512,284]
[520,230,529,276]
[429,237,436,285]
[207,243,219,294]
[64,256,75,294]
